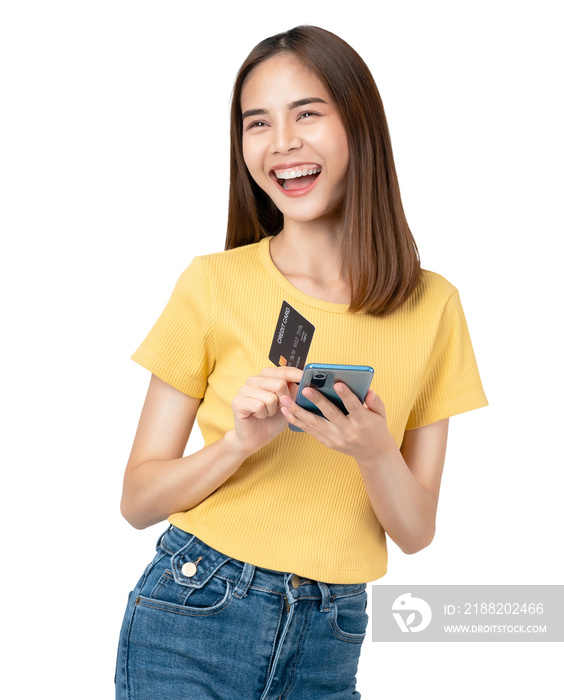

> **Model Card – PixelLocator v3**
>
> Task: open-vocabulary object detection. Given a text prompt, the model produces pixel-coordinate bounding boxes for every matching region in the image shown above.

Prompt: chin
[278,200,345,226]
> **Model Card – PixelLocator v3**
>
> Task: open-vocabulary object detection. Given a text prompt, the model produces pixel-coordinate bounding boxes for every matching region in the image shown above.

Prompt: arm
[356,417,448,554]
[121,368,302,530]
[120,374,245,529]
[279,386,449,554]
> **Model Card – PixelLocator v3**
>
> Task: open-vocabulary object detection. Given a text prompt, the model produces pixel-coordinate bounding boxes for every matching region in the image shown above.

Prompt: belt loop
[233,562,255,599]
[317,581,332,612]
[156,524,172,550]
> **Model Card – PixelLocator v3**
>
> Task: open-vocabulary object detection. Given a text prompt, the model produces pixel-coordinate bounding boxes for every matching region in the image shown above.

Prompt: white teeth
[274,167,322,180]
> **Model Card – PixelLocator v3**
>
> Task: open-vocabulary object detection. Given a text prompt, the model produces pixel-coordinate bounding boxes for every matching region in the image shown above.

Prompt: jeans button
[291,575,300,589]
[181,556,202,578]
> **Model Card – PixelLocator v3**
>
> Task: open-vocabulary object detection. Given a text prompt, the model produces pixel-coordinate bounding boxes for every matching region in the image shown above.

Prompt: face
[240,53,350,227]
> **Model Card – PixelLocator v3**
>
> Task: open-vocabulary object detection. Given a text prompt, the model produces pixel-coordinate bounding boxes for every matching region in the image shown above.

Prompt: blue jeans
[115,526,368,698]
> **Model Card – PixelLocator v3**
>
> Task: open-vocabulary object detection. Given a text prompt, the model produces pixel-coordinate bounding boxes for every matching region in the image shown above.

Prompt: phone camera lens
[311,372,326,388]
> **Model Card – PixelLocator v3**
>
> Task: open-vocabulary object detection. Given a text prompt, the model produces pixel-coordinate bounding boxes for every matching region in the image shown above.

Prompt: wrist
[355,432,398,470]
[222,428,256,461]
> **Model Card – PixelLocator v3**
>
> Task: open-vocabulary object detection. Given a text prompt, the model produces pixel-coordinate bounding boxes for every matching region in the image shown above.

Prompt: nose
[272,120,302,155]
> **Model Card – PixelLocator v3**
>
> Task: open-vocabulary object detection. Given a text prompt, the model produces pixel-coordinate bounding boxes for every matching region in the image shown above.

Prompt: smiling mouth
[270,165,322,191]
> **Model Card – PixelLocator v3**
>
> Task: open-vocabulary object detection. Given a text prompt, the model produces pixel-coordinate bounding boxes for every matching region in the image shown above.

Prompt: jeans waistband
[157,526,366,607]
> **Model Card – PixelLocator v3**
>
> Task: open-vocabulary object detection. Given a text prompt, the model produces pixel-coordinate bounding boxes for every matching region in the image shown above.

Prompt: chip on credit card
[268,300,315,370]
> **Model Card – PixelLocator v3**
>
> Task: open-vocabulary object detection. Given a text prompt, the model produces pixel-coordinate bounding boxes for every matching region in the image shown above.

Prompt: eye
[245,120,268,130]
[297,111,320,120]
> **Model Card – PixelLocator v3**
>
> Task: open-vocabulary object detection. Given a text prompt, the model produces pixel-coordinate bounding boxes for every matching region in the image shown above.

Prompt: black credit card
[268,300,315,369]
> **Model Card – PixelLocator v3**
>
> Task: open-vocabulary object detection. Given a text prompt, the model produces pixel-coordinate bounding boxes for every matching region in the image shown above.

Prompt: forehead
[240,53,331,110]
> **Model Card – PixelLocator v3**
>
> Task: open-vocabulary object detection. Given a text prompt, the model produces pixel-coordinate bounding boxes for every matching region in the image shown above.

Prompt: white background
[2,1,562,697]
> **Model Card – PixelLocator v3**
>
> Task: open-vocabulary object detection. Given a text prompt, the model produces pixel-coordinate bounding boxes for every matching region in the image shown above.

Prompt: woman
[115,25,487,698]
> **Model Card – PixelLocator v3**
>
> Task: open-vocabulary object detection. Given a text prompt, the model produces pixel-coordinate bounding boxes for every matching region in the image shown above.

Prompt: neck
[269,218,351,300]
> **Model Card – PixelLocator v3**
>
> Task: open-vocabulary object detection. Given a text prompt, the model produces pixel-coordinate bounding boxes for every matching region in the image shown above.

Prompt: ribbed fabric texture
[131,237,488,583]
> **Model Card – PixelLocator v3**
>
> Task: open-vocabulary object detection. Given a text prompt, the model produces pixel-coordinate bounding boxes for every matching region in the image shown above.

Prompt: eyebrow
[241,97,328,121]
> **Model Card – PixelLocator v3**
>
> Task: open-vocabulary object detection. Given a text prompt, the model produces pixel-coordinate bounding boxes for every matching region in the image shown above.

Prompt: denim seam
[232,562,255,599]
[330,588,367,601]
[159,535,198,557]
[328,596,367,644]
[150,570,192,606]
[135,584,234,617]
[262,595,286,693]
[120,549,168,696]
[280,599,314,699]
[159,568,331,603]
[212,573,366,599]
[121,601,135,699]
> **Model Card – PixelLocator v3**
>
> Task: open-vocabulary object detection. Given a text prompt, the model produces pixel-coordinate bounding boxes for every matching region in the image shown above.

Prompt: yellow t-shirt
[132,236,488,583]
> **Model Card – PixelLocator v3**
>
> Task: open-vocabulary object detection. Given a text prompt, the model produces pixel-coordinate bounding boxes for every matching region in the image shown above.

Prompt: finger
[288,380,300,402]
[331,382,365,415]
[234,387,280,419]
[300,387,347,425]
[260,366,304,384]
[246,375,296,401]
[364,389,386,418]
[233,397,270,420]
[279,397,323,433]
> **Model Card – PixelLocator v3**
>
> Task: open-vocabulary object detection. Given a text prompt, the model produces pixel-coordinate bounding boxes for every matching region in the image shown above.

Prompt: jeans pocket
[147,568,232,613]
[137,531,234,616]
[329,588,369,643]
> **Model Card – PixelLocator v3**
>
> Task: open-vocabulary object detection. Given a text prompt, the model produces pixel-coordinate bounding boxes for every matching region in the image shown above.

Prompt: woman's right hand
[230,366,303,455]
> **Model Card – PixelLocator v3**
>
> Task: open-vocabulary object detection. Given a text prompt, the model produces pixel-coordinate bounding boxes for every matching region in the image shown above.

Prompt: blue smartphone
[289,363,374,432]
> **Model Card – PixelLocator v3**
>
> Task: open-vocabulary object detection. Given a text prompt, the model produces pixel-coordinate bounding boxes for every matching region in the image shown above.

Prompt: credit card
[268,300,315,370]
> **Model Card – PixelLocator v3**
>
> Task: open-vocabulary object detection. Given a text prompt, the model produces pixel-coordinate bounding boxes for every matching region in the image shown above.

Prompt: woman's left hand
[279,383,395,462]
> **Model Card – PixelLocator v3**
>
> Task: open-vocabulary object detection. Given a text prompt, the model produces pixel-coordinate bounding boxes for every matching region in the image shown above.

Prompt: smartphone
[289,363,374,432]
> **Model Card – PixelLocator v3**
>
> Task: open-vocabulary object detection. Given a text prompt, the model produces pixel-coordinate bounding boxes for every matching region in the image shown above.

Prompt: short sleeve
[131,257,216,398]
[406,290,488,430]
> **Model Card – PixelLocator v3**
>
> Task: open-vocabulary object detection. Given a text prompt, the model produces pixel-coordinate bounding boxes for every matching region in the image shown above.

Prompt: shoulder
[417,269,459,299]
[196,240,263,270]
[393,268,461,327]
[175,240,263,289]
[406,268,460,311]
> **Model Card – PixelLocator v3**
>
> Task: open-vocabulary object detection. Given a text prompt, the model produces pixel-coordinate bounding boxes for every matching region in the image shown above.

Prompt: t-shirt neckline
[258,236,351,314]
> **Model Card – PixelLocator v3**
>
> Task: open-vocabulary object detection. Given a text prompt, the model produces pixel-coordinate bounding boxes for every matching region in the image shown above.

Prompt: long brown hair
[226,26,421,317]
